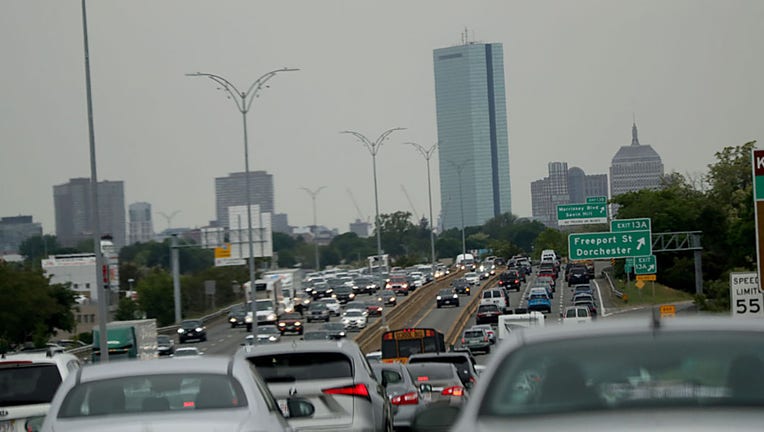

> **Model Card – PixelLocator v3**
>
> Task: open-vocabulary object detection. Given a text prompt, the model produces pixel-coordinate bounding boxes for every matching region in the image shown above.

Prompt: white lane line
[592,279,608,317]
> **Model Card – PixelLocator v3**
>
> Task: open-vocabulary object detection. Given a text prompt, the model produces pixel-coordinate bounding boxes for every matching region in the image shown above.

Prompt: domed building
[609,122,664,197]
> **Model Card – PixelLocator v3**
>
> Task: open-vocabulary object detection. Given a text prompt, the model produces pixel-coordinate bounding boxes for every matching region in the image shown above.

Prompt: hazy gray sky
[2,0,763,234]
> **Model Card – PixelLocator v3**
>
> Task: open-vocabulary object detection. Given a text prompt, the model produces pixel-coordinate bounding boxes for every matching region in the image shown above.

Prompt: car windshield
[479,305,498,312]
[309,303,327,310]
[439,289,453,296]
[256,301,273,311]
[480,332,764,416]
[57,373,246,417]
[0,363,62,406]
[182,320,202,328]
[530,294,548,301]
[258,326,280,334]
[157,335,171,344]
[345,310,363,317]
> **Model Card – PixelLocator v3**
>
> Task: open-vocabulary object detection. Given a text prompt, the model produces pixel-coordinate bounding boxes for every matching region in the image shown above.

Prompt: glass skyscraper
[434,42,511,230]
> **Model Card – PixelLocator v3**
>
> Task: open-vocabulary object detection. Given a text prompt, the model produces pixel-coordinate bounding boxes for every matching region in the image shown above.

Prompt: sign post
[752,149,764,290]
[730,272,763,318]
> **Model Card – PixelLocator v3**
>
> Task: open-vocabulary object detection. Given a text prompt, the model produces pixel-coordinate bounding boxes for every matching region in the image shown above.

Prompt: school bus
[380,328,446,363]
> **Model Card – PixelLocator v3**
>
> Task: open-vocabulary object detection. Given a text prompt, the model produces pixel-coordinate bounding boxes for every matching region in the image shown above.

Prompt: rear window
[408,364,457,381]
[479,304,498,312]
[565,309,577,318]
[0,363,62,406]
[464,331,484,338]
[249,352,353,382]
[57,373,246,418]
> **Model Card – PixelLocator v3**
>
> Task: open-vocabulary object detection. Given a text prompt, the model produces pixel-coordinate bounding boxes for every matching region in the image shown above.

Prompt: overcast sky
[2,0,763,235]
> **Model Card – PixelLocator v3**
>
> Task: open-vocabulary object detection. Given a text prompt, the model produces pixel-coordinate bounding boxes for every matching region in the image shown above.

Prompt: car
[567,265,590,286]
[342,308,368,331]
[321,322,348,339]
[527,289,552,313]
[476,303,502,325]
[319,297,341,316]
[239,339,394,432]
[0,351,81,432]
[227,303,248,328]
[365,298,384,316]
[387,275,410,296]
[40,355,314,432]
[172,346,203,357]
[536,275,556,294]
[470,324,496,344]
[498,270,522,291]
[572,284,594,296]
[416,317,764,431]
[310,282,333,300]
[508,267,526,282]
[379,289,398,306]
[301,331,332,341]
[372,361,427,429]
[177,319,207,343]
[461,328,491,354]
[436,288,460,308]
[574,300,599,317]
[408,351,479,391]
[562,305,593,325]
[353,277,378,295]
[406,362,469,406]
[156,334,175,356]
[464,272,480,286]
[452,278,471,295]
[306,301,331,323]
[531,280,554,298]
[572,292,596,304]
[247,325,282,344]
[332,285,356,304]
[277,312,304,335]
[480,288,509,311]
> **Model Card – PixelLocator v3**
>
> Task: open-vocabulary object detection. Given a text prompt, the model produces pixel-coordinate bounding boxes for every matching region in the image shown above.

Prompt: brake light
[441,386,464,396]
[391,391,419,405]
[461,338,466,344]
[417,376,430,381]
[322,383,370,400]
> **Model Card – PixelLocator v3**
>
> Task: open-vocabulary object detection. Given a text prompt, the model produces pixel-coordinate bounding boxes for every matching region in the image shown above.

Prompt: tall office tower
[434,39,511,230]
[128,202,154,244]
[53,178,126,249]
[0,215,42,254]
[610,122,665,197]
[215,171,274,228]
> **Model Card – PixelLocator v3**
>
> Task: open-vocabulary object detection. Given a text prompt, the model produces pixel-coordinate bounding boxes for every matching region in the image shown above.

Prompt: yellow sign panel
[660,304,676,318]
[214,243,231,259]
[635,280,645,289]
[636,274,656,281]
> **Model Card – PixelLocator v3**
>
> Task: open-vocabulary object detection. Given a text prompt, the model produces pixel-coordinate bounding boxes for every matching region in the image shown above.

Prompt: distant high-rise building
[530,163,609,227]
[53,178,126,248]
[434,39,511,230]
[128,202,153,244]
[349,219,370,238]
[0,215,42,254]
[272,213,291,234]
[610,122,665,197]
[215,171,274,228]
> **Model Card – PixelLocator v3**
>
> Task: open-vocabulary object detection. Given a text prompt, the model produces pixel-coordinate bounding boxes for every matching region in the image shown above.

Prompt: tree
[532,229,567,259]
[0,262,76,349]
[136,268,175,326]
[115,297,140,320]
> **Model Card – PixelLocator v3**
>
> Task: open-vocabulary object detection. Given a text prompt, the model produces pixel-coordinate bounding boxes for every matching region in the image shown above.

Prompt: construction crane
[401,185,420,218]
[346,189,369,223]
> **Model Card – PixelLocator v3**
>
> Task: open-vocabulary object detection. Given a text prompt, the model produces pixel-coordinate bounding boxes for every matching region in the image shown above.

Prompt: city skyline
[2,1,763,234]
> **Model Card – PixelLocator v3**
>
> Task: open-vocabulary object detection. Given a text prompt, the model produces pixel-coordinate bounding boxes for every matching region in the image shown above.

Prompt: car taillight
[461,338,466,344]
[322,383,370,400]
[514,279,519,283]
[484,336,489,342]
[391,391,419,405]
[441,386,464,397]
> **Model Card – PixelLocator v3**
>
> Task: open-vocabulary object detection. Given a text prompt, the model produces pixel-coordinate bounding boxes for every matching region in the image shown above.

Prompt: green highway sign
[586,196,607,204]
[568,230,652,260]
[611,218,651,233]
[557,203,608,226]
[634,255,657,275]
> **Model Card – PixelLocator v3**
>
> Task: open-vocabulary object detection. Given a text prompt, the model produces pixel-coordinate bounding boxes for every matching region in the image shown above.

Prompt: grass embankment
[612,279,694,306]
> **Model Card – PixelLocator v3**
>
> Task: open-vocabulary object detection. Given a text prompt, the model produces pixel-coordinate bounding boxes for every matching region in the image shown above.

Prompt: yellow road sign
[660,304,676,318]
[214,243,231,258]
[636,274,656,281]
[635,280,645,289]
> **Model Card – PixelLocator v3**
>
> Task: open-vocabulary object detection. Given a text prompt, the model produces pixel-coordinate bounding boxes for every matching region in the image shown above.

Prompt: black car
[379,290,398,307]
[311,282,333,300]
[333,285,356,304]
[156,334,175,356]
[227,303,248,328]
[322,322,348,339]
[452,278,471,295]
[498,270,522,292]
[178,319,207,343]
[353,277,378,295]
[277,312,304,335]
[436,288,460,308]
[567,266,590,286]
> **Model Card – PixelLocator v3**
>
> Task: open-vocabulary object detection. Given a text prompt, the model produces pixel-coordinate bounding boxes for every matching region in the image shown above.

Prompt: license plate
[277,399,290,417]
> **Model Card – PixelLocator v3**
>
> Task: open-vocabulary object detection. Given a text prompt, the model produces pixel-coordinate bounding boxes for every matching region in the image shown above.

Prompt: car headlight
[245,315,253,323]
[229,317,236,322]
[349,293,355,299]
[268,336,277,341]
[379,307,383,312]
[278,322,286,327]
[295,322,302,326]
[378,297,383,302]
[326,289,333,293]
[196,327,203,332]
[436,296,442,300]
[340,331,346,336]
[453,294,458,299]
[303,299,311,305]
[332,294,337,298]
[267,313,277,321]
[177,328,185,334]
[466,287,470,291]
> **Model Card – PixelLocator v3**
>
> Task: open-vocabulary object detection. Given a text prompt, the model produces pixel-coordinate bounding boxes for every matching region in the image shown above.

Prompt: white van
[540,249,557,263]
[497,312,545,341]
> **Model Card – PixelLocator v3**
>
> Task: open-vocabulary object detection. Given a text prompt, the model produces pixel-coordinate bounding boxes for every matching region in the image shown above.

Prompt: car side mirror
[419,383,433,393]
[284,398,315,418]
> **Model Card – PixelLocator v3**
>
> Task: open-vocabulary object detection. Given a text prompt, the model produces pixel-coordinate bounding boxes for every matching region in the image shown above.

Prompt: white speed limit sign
[730,272,763,317]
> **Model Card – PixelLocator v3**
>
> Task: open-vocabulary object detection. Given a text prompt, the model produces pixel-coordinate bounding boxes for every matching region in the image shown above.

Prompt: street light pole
[187,68,298,340]
[341,129,405,272]
[300,186,326,271]
[447,159,472,258]
[405,142,439,276]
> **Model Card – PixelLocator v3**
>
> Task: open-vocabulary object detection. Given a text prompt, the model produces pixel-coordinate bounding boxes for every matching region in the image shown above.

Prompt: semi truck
[92,319,157,362]
[263,269,303,301]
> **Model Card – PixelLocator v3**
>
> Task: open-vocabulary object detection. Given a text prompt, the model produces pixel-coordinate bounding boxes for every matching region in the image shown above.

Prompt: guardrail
[66,303,238,362]
[602,267,626,302]
[354,271,461,353]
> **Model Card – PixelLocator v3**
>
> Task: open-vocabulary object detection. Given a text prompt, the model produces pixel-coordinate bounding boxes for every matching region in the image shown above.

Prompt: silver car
[40,356,313,432]
[413,317,764,431]
[372,362,426,429]
[237,339,393,431]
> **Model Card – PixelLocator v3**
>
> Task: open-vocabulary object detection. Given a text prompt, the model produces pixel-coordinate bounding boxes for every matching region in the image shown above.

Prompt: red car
[277,312,304,335]
[386,275,410,296]
[365,300,384,316]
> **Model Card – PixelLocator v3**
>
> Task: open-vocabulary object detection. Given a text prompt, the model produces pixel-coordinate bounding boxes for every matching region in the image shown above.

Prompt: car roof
[238,339,360,357]
[78,356,232,383]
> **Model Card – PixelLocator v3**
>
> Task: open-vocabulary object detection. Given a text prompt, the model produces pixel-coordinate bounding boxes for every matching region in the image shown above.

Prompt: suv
[178,319,207,343]
[407,351,479,390]
[476,303,502,325]
[239,339,393,431]
[332,285,356,304]
[480,288,509,312]
[567,265,589,286]
[306,301,331,323]
[387,275,410,296]
[461,328,491,354]
[227,303,248,328]
[452,278,471,295]
[498,270,521,292]
[436,288,460,308]
[0,350,81,431]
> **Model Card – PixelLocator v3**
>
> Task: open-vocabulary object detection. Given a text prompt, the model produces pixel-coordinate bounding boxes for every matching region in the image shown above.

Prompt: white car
[319,297,342,316]
[465,272,480,286]
[342,308,368,331]
[172,347,203,357]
